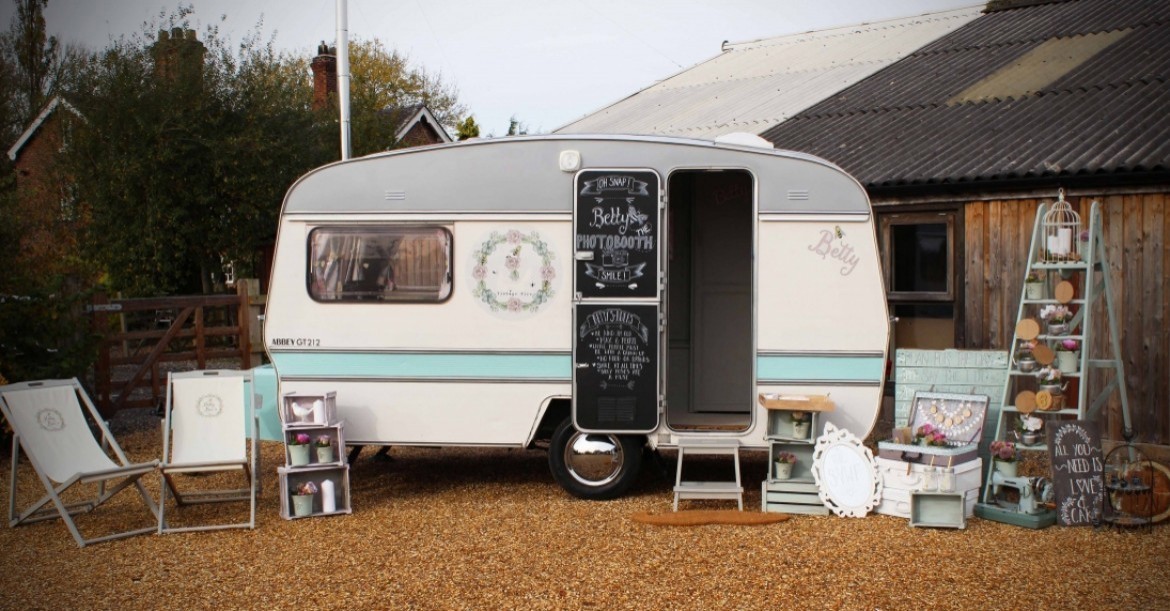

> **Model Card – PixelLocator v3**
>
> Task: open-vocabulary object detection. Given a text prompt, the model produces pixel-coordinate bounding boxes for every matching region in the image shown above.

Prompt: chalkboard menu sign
[573,303,659,432]
[1048,420,1104,526]
[574,170,660,299]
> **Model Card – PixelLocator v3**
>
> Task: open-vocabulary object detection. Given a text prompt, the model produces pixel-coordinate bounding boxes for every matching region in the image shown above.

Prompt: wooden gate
[90,282,255,416]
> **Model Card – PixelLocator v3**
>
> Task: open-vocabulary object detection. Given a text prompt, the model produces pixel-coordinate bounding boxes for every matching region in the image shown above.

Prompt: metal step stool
[673,437,743,511]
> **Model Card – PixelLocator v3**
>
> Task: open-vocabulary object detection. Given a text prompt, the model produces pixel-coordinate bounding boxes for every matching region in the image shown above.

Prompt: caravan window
[308,227,452,302]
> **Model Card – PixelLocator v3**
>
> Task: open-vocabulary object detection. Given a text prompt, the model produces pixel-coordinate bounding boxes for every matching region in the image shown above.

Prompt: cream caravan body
[265,134,889,498]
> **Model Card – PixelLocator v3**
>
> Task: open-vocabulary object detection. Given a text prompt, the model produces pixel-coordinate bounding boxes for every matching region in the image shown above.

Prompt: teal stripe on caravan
[757,354,884,383]
[270,351,572,381]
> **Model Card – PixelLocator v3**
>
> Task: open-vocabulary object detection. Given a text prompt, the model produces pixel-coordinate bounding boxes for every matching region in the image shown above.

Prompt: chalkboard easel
[1048,420,1104,527]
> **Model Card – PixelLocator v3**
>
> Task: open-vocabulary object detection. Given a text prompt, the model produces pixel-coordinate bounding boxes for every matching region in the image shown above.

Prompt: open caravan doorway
[665,170,754,432]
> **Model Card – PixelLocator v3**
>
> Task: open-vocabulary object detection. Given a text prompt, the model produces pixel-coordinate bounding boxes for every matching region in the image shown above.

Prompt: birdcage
[1040,189,1082,262]
[1100,431,1158,530]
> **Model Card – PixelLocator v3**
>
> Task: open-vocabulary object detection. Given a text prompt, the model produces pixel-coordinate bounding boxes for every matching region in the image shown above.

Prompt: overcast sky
[5,0,979,136]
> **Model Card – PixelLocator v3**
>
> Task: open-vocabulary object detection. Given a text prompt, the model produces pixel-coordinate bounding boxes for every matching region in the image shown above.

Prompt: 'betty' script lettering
[809,229,859,276]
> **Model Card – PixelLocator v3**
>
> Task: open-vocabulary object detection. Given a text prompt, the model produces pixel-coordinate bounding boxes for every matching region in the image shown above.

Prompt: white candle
[1047,235,1059,256]
[1057,228,1072,255]
[313,399,326,424]
[321,479,336,513]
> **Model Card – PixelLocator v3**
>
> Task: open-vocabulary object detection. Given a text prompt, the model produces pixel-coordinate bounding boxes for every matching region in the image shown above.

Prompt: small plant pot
[792,421,810,439]
[1056,351,1078,374]
[291,493,314,517]
[316,445,335,464]
[1025,282,1044,300]
[1018,357,1037,372]
[774,461,793,480]
[1021,432,1040,446]
[995,460,1018,478]
[1047,322,1069,336]
[288,443,311,466]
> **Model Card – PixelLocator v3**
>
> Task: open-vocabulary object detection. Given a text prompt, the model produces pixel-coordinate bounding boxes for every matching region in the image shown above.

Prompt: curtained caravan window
[308,226,452,303]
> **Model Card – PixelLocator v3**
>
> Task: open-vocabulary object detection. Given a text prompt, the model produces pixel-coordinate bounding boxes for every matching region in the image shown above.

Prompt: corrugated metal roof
[763,0,1170,190]
[556,6,983,138]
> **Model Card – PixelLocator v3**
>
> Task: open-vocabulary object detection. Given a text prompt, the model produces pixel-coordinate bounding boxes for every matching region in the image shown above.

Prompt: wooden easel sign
[1048,420,1103,526]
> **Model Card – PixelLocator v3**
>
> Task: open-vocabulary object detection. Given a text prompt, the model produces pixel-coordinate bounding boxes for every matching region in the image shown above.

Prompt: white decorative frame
[812,423,883,518]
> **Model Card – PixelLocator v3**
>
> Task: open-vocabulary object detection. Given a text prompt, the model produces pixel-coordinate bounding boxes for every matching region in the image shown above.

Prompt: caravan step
[673,437,743,510]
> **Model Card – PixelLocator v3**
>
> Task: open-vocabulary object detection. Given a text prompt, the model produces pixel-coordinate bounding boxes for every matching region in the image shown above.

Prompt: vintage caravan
[264,134,889,499]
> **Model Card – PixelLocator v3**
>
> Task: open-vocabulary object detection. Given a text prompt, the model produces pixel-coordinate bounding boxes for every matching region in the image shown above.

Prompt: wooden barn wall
[962,192,1168,444]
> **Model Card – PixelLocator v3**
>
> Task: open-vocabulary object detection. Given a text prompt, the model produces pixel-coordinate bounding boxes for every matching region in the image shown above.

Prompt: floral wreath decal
[197,393,224,418]
[471,229,556,314]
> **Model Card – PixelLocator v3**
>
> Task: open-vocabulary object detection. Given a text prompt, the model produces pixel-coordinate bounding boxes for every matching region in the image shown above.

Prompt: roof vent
[714,132,774,149]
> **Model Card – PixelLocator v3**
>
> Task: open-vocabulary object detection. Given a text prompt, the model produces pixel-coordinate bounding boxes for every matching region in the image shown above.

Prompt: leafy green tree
[62,12,335,295]
[0,0,95,382]
[10,0,57,124]
[344,38,465,155]
[455,115,479,140]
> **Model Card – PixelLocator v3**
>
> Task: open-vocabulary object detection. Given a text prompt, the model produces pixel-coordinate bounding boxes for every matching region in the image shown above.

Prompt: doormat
[632,510,789,526]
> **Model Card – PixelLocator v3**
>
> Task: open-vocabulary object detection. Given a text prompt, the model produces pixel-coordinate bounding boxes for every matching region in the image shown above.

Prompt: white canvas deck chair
[158,369,258,534]
[0,378,160,547]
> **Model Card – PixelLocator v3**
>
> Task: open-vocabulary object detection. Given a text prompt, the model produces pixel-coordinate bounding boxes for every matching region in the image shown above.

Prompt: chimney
[150,27,206,91]
[311,42,338,112]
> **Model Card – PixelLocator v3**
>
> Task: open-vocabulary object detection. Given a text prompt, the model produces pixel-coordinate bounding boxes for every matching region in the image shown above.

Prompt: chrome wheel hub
[563,432,624,487]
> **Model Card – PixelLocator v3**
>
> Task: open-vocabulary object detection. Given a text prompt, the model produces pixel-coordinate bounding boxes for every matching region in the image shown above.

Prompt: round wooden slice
[1033,343,1055,366]
[1016,318,1040,340]
[1015,390,1037,414]
[1054,280,1075,304]
[1035,390,1053,411]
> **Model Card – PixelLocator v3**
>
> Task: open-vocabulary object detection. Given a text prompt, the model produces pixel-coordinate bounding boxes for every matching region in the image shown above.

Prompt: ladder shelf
[976,197,1130,528]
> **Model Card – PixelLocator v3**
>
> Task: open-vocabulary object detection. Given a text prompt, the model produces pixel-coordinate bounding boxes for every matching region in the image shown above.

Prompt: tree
[58,13,468,296]
[62,15,332,295]
[345,38,465,155]
[9,0,57,125]
[0,1,94,382]
[455,115,479,140]
[506,115,528,136]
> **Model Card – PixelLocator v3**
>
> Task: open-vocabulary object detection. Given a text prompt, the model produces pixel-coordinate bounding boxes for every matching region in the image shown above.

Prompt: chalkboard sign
[1048,420,1104,526]
[573,303,659,432]
[574,170,660,299]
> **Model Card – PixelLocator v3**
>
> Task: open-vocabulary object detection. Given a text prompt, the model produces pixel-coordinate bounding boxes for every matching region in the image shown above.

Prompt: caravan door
[572,169,663,433]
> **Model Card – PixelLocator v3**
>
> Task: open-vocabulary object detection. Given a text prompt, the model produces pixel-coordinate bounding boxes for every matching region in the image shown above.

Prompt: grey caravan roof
[283,135,869,216]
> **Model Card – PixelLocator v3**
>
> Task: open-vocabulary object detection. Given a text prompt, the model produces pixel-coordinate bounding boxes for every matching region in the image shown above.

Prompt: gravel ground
[1,412,1167,611]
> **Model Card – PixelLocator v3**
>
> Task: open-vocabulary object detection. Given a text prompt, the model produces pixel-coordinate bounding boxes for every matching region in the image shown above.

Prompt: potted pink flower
[288,432,312,466]
[773,452,797,480]
[1055,338,1080,373]
[292,480,318,517]
[990,441,1018,477]
[789,411,810,439]
[314,434,335,464]
[1040,304,1073,336]
[1016,340,1038,372]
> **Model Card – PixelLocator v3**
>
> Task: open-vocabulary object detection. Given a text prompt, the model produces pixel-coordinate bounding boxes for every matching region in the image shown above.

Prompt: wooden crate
[278,465,352,520]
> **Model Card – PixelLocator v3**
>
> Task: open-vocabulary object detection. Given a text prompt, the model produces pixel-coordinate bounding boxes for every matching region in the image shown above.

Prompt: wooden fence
[90,279,264,416]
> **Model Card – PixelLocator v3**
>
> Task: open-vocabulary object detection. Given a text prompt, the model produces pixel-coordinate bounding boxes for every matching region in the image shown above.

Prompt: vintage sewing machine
[990,471,1054,515]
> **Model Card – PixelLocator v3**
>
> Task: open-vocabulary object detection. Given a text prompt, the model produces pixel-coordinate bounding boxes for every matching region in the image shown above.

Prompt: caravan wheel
[549,418,642,500]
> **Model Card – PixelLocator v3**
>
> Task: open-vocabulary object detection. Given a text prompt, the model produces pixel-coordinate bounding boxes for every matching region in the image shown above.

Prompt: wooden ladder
[976,199,1131,527]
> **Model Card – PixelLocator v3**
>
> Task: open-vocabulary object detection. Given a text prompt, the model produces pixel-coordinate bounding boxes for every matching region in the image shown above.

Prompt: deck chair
[0,379,159,547]
[158,369,258,534]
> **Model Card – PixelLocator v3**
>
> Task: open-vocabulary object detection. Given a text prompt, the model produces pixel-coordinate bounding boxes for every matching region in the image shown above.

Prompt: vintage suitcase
[878,391,988,465]
[874,457,982,519]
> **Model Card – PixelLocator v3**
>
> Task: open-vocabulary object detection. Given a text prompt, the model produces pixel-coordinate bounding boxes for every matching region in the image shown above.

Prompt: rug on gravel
[632,510,789,526]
